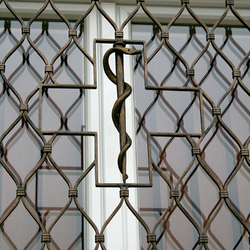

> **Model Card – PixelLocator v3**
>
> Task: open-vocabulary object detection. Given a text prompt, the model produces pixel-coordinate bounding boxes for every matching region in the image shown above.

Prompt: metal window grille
[132,24,250,249]
[0,0,250,249]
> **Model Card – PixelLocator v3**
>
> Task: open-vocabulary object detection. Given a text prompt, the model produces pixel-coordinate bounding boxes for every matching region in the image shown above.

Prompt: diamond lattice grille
[0,0,250,249]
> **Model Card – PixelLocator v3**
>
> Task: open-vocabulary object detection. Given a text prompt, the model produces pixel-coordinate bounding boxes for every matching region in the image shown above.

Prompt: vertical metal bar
[81,125,84,250]
[115,41,127,183]
[38,86,42,130]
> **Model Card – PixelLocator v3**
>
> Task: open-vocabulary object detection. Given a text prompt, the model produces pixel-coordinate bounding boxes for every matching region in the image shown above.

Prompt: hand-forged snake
[103,43,141,181]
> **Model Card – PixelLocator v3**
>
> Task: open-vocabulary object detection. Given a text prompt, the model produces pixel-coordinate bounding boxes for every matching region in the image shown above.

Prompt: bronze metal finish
[0,0,250,249]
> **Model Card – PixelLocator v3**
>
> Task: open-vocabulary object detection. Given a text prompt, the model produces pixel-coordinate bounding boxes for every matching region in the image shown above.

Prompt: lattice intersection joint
[186,69,195,77]
[137,0,145,2]
[69,188,78,197]
[207,33,215,41]
[19,103,28,112]
[170,189,179,198]
[16,187,26,197]
[226,0,234,6]
[41,233,51,243]
[0,64,5,72]
[95,234,104,243]
[161,32,169,39]
[233,69,241,78]
[147,234,156,243]
[22,27,30,34]
[212,107,221,116]
[120,189,129,198]
[43,144,52,154]
[240,148,249,157]
[69,29,77,37]
[182,0,189,4]
[220,190,229,198]
[115,31,123,38]
[199,234,208,244]
[192,146,201,156]
[45,65,53,73]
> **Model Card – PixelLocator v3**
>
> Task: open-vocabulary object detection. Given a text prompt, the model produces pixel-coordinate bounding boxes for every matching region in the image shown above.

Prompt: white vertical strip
[118,5,141,250]
[83,3,140,249]
[85,7,103,249]
[99,3,124,249]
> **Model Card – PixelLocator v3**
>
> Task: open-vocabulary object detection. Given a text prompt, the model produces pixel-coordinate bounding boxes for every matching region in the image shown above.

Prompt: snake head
[121,47,141,56]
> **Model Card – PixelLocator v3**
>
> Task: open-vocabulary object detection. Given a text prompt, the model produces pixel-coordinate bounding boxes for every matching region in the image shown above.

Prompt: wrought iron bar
[103,41,140,182]
[0,0,250,249]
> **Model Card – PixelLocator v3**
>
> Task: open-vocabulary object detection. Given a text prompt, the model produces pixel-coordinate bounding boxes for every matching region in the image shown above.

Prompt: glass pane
[0,20,85,249]
[133,24,250,250]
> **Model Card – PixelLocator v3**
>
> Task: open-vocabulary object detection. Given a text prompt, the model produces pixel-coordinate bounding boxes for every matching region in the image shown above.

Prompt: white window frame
[1,1,250,249]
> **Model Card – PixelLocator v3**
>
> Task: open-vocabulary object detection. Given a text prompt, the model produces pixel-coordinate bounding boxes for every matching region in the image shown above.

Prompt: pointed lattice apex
[226,0,234,6]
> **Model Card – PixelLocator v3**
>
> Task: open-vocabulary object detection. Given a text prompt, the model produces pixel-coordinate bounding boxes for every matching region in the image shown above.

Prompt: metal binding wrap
[103,41,140,182]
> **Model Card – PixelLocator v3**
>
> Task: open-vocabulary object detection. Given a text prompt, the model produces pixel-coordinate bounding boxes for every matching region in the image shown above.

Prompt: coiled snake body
[103,43,140,182]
